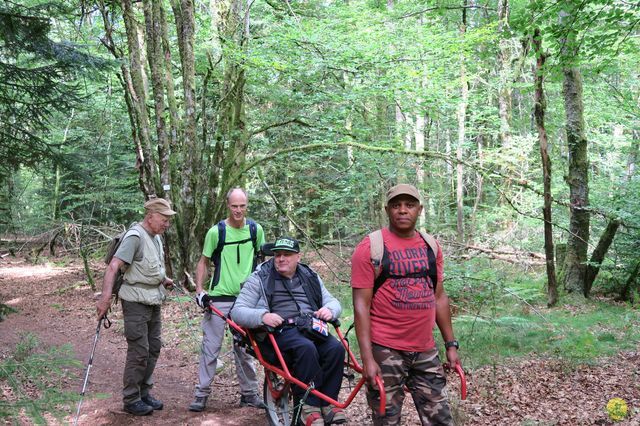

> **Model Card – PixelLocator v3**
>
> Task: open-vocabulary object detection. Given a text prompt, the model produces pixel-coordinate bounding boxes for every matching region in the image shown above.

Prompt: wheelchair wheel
[263,373,294,426]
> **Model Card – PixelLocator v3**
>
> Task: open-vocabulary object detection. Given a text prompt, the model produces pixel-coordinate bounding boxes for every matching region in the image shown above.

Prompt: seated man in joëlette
[230,237,347,425]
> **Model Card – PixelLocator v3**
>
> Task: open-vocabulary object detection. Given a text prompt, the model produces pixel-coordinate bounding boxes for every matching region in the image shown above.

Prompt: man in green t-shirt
[188,188,266,412]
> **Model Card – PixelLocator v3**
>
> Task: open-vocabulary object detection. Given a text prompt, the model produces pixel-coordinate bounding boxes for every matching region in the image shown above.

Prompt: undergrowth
[0,333,81,424]
[326,257,640,371]
[445,259,640,369]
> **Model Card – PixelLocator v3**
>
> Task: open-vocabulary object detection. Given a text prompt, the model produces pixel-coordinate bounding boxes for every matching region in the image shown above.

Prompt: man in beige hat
[351,184,461,425]
[97,197,176,416]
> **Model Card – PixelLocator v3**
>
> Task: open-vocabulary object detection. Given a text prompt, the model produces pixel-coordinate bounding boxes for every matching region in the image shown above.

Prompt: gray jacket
[230,261,342,329]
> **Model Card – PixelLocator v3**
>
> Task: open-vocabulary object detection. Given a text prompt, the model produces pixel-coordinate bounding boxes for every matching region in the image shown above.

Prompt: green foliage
[0,0,110,188]
[0,303,18,321]
[447,262,640,368]
[0,333,81,423]
[0,0,638,306]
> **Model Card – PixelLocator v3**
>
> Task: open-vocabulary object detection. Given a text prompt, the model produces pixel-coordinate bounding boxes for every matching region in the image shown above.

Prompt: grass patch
[0,303,18,321]
[451,276,640,368]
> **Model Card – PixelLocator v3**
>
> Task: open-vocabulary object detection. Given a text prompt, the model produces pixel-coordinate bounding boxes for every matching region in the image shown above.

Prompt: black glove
[196,292,212,309]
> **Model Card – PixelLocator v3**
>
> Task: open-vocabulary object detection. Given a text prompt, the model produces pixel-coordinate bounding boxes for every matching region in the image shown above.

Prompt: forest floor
[1,257,639,426]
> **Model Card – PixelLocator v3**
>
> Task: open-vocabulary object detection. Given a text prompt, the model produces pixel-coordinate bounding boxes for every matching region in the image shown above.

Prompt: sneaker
[300,404,323,426]
[123,400,153,416]
[188,395,208,412]
[240,393,267,409]
[321,406,347,424]
[141,395,163,410]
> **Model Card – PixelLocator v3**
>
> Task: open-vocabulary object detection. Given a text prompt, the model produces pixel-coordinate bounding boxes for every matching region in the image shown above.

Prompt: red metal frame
[444,363,467,400]
[209,303,468,418]
[209,304,386,416]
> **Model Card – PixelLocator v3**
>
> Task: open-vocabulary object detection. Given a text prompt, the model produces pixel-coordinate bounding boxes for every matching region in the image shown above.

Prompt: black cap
[263,236,300,254]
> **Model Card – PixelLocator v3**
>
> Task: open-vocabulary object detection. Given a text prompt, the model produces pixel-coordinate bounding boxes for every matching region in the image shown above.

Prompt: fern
[0,333,81,423]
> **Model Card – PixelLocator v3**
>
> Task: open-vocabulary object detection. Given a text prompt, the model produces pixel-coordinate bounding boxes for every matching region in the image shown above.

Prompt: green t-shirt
[202,220,265,297]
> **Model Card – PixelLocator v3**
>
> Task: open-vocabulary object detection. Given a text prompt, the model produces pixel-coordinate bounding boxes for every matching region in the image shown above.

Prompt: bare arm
[434,282,460,367]
[353,287,381,388]
[96,257,125,320]
[195,255,211,294]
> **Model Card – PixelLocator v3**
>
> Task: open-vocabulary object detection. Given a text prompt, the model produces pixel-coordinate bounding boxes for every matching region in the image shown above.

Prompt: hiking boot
[240,393,267,409]
[141,395,163,410]
[321,405,347,424]
[188,395,208,412]
[300,404,323,426]
[123,400,153,416]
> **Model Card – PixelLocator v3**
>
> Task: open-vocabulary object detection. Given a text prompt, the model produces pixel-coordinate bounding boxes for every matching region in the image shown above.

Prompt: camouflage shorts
[366,344,453,426]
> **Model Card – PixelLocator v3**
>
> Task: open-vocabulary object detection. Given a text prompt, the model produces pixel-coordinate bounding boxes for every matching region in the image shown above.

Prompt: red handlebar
[443,363,467,400]
[374,376,386,415]
[454,364,467,400]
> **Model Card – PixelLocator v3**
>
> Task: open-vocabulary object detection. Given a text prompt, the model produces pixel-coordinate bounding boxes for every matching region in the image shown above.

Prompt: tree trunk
[562,64,589,294]
[584,129,638,296]
[143,0,178,277]
[532,28,557,307]
[469,134,484,243]
[497,0,512,147]
[583,219,621,296]
[122,0,158,198]
[456,4,468,243]
[415,111,426,227]
[143,0,171,197]
[214,0,251,221]
[170,0,199,278]
[619,260,640,303]
[53,109,74,221]
[99,2,150,197]
[160,2,180,153]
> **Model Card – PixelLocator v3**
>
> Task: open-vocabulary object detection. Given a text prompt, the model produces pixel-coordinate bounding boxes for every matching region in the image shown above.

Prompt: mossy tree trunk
[559,7,590,296]
[533,28,558,307]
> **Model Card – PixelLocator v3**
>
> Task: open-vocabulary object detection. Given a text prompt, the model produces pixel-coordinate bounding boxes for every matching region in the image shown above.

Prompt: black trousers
[271,327,345,407]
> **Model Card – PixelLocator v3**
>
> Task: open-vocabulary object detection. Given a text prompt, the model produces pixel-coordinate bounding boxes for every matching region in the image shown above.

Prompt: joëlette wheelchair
[209,243,464,425]
[208,302,466,426]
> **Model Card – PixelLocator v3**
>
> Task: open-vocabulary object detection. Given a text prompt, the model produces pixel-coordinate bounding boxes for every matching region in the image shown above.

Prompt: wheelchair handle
[375,376,386,415]
[443,363,467,400]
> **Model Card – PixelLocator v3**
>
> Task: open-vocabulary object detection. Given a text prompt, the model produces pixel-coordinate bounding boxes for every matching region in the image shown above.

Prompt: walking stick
[73,315,111,426]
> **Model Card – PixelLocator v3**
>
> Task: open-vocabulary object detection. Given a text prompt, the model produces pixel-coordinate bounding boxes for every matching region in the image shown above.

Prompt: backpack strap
[369,229,439,297]
[247,219,259,271]
[210,220,227,289]
[417,230,439,261]
[369,230,384,278]
[297,263,323,311]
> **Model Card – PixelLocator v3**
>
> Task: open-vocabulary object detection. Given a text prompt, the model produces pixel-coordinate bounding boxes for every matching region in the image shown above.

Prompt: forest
[1,0,639,424]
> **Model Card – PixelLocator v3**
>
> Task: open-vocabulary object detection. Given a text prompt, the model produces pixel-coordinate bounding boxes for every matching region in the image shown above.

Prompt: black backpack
[209,219,259,289]
[103,224,140,304]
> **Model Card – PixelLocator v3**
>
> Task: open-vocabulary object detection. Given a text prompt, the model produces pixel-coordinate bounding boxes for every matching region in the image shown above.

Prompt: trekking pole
[73,315,111,426]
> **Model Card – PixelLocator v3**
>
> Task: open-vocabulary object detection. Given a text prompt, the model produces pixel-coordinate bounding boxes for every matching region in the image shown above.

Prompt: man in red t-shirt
[351,184,460,426]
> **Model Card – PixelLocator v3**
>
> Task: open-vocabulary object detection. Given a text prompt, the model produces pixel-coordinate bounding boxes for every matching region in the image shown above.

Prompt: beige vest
[119,224,167,305]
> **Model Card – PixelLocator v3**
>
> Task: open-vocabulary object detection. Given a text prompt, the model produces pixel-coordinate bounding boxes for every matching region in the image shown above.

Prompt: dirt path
[1,258,639,425]
[0,259,271,425]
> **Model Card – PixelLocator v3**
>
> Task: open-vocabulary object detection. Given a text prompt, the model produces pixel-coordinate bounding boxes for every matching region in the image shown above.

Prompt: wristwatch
[444,340,459,350]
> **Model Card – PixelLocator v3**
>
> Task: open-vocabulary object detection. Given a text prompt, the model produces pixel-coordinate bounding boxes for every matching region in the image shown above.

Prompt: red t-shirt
[351,228,444,352]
